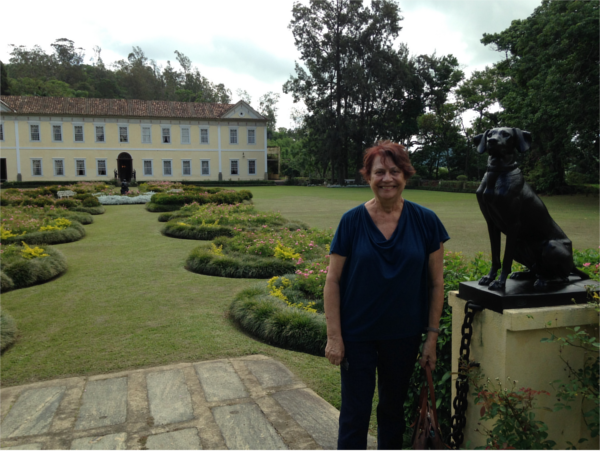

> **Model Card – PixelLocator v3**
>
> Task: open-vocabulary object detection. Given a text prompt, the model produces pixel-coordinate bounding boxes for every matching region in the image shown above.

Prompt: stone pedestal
[449,291,598,449]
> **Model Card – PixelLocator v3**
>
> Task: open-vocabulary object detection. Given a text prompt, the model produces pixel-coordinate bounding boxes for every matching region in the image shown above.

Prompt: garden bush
[162,222,236,240]
[45,210,93,225]
[2,221,85,246]
[150,189,253,206]
[71,206,106,215]
[145,203,182,212]
[0,309,18,352]
[0,244,67,293]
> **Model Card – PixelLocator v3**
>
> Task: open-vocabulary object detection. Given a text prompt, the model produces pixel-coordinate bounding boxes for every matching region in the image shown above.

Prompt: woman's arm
[324,253,347,366]
[419,243,445,370]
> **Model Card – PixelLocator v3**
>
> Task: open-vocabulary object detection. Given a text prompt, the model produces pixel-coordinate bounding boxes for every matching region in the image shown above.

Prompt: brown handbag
[411,362,448,450]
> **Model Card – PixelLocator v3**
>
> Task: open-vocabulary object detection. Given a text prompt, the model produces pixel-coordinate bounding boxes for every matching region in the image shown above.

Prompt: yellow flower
[274,241,301,260]
[210,243,224,256]
[20,241,49,259]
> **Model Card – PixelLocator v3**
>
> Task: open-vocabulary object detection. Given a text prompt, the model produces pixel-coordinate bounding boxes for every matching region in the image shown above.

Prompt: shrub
[456,175,468,182]
[0,244,67,293]
[55,199,78,209]
[162,222,235,240]
[0,309,18,352]
[71,206,105,215]
[82,196,101,207]
[145,203,182,212]
[2,221,86,246]
[150,189,253,206]
[46,211,93,225]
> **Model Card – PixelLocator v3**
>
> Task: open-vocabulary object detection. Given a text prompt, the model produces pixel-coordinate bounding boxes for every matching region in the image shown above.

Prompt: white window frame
[143,159,153,176]
[161,126,171,144]
[229,127,238,145]
[96,159,108,177]
[95,124,105,143]
[200,127,209,144]
[162,159,173,176]
[230,159,239,176]
[180,126,191,145]
[247,127,256,145]
[31,158,43,176]
[73,123,85,143]
[75,158,87,177]
[141,125,152,144]
[53,158,65,177]
[200,159,211,176]
[248,159,257,176]
[0,123,4,141]
[30,123,41,142]
[118,124,129,143]
[182,159,192,176]
[50,122,64,143]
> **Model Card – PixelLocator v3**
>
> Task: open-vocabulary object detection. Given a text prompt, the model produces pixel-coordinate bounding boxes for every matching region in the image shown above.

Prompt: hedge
[46,211,94,225]
[145,203,182,212]
[162,223,235,240]
[186,247,296,278]
[158,212,192,222]
[1,246,68,293]
[70,206,106,215]
[0,310,18,352]
[229,285,327,356]
[2,222,86,246]
[181,180,275,186]
[150,189,253,206]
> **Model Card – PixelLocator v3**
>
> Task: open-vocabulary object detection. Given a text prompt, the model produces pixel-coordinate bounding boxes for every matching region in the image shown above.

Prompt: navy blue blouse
[330,201,449,341]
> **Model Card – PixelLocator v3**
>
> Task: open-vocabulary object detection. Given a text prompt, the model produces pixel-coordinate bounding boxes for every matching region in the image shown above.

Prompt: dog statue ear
[474,130,489,154]
[512,128,532,153]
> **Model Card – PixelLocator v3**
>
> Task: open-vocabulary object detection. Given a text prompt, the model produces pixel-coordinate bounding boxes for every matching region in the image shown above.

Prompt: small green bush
[55,199,78,208]
[2,222,86,246]
[456,175,468,182]
[150,189,253,206]
[0,309,18,352]
[82,196,101,207]
[186,247,296,278]
[145,203,182,212]
[0,245,67,293]
[158,212,192,222]
[162,222,235,240]
[71,206,105,215]
[1,272,15,291]
[46,211,94,225]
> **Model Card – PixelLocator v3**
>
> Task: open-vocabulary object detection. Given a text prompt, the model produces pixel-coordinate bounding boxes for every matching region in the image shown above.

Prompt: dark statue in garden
[473,127,589,291]
[120,179,129,195]
[114,169,118,179]
[132,169,136,182]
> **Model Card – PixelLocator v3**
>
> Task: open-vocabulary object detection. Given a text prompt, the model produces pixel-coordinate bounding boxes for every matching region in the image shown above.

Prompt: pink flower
[583,263,591,267]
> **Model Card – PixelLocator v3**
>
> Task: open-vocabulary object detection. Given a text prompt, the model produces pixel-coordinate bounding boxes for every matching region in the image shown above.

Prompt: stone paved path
[0,355,376,450]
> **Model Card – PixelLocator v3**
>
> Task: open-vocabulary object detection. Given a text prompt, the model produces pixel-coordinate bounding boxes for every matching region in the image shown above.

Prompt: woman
[324,141,449,450]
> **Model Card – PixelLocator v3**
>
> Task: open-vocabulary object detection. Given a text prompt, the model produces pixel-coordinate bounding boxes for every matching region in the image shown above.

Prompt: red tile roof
[0,96,237,120]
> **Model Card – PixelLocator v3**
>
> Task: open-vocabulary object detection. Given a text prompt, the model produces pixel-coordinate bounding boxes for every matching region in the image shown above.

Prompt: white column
[218,124,222,181]
[14,120,21,181]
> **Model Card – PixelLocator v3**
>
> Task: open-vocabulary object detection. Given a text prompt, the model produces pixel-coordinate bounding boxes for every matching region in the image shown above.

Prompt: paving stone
[2,444,43,450]
[0,386,66,439]
[75,377,127,430]
[245,359,295,388]
[146,369,194,426]
[70,432,127,450]
[145,428,202,450]
[212,402,287,450]
[273,389,339,450]
[194,361,248,402]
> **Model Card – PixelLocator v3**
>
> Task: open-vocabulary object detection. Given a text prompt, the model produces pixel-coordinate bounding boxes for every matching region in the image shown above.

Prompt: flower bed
[1,207,86,245]
[139,181,225,194]
[150,189,252,206]
[97,192,155,205]
[161,203,303,240]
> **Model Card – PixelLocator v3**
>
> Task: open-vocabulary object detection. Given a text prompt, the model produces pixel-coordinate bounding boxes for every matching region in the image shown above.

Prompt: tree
[481,0,599,192]
[259,91,280,133]
[1,61,9,95]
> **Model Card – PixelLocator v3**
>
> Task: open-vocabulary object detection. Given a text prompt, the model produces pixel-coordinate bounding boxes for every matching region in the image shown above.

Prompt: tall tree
[481,0,599,192]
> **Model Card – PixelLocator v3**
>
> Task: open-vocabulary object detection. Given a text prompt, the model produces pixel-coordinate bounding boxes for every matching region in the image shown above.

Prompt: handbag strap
[424,362,440,429]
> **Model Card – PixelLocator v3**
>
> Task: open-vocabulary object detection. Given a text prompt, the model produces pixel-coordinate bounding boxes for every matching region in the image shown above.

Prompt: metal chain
[449,302,483,449]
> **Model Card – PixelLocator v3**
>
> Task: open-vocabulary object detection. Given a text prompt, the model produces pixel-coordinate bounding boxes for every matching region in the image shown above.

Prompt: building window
[230,129,238,144]
[182,160,191,176]
[162,127,171,144]
[54,159,65,176]
[119,126,128,143]
[201,160,210,175]
[0,124,4,140]
[32,159,42,176]
[248,159,256,175]
[248,129,256,144]
[95,125,105,142]
[200,128,209,144]
[163,160,172,176]
[76,159,86,176]
[97,159,107,176]
[181,127,190,144]
[143,160,153,176]
[30,125,40,141]
[52,125,63,142]
[230,160,239,175]
[74,125,84,142]
[142,126,152,144]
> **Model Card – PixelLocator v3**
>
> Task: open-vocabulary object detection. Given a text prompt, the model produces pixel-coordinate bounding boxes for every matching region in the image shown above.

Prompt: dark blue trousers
[338,336,421,450]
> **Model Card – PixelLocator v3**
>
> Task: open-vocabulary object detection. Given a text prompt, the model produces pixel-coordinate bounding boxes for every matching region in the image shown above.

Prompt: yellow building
[0,96,268,182]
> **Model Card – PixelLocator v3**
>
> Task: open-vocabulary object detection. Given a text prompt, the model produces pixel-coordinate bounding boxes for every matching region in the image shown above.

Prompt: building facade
[0,96,268,182]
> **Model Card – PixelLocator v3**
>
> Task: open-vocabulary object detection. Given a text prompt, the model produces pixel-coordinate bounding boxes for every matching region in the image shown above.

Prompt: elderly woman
[324,141,449,450]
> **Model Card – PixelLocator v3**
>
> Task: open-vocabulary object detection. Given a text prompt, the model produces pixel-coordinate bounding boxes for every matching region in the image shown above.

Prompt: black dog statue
[473,127,588,290]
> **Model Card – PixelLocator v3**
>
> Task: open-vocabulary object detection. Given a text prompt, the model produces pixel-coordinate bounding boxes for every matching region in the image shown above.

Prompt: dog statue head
[473,127,532,157]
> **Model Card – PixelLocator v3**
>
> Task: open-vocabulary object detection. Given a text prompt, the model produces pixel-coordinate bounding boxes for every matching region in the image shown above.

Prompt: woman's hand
[325,335,345,366]
[419,335,437,370]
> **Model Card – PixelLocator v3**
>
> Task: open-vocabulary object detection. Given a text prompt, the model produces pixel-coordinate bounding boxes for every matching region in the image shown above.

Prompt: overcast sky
[1,0,541,129]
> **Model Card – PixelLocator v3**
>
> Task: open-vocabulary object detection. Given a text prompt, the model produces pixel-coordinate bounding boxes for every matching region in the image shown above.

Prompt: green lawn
[1,187,597,432]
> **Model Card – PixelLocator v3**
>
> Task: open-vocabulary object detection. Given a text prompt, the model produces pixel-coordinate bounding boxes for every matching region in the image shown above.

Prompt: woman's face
[368,155,406,202]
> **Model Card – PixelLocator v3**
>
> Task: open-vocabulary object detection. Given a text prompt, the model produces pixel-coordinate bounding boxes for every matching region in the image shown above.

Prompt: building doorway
[117,152,133,182]
[0,159,7,182]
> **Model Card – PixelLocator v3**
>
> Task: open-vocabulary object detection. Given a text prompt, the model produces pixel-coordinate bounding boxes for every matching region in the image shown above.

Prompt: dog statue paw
[533,278,549,291]
[488,280,506,291]
[478,275,495,286]
[509,271,536,280]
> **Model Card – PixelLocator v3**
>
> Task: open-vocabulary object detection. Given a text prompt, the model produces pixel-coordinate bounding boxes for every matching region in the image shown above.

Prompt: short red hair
[360,140,416,181]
